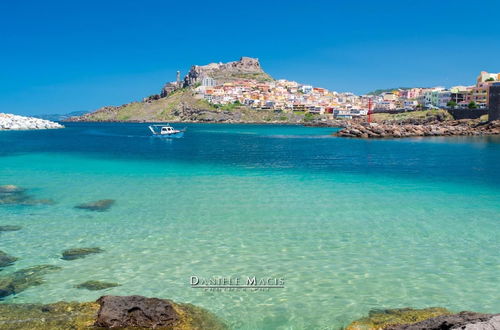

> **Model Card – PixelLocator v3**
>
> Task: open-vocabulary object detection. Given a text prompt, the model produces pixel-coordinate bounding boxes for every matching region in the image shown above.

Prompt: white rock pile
[0,113,64,130]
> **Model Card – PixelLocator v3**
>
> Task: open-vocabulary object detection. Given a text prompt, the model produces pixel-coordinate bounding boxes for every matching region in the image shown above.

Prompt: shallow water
[0,123,499,329]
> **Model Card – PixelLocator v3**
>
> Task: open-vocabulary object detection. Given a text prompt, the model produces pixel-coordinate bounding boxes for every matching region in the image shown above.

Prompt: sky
[1,0,499,115]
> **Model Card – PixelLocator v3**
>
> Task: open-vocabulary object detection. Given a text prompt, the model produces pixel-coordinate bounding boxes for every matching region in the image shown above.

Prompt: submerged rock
[345,307,451,330]
[387,311,500,330]
[0,185,54,206]
[0,295,226,329]
[0,265,61,298]
[61,247,104,261]
[0,301,98,329]
[75,280,120,291]
[0,225,22,232]
[95,295,227,329]
[0,251,18,269]
[0,185,25,193]
[74,199,115,212]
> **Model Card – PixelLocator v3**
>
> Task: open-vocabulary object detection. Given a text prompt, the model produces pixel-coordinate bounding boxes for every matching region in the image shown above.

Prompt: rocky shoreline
[336,120,500,138]
[0,113,64,131]
[0,298,498,329]
[0,295,227,329]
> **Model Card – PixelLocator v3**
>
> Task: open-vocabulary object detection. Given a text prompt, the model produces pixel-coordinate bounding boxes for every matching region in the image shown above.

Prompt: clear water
[0,123,499,329]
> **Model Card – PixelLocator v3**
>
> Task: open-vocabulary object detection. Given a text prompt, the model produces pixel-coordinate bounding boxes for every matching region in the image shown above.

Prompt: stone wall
[489,84,500,121]
[448,108,488,120]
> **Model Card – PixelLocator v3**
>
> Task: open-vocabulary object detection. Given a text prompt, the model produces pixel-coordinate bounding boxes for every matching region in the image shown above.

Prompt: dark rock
[0,251,18,269]
[94,295,180,328]
[387,311,500,330]
[75,280,120,291]
[0,265,61,298]
[0,225,22,232]
[74,199,115,212]
[61,247,104,260]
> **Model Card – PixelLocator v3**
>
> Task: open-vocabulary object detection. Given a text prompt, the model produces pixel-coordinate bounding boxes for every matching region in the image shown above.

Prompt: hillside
[367,87,413,95]
[73,88,313,123]
[70,57,289,123]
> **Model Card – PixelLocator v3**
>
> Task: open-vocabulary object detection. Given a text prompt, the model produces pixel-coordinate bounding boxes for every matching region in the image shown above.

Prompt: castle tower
[176,71,181,86]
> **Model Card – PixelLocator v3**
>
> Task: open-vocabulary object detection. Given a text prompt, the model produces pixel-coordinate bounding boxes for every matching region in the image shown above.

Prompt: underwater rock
[0,185,24,193]
[61,247,104,261]
[95,295,227,329]
[0,301,98,329]
[387,311,500,330]
[0,225,22,232]
[0,265,61,298]
[0,296,227,329]
[75,280,120,291]
[0,185,54,206]
[74,199,115,212]
[0,251,18,269]
[345,307,451,330]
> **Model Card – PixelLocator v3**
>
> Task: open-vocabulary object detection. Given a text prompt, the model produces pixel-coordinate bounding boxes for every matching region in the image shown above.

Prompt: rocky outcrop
[0,113,64,130]
[95,295,179,328]
[94,295,227,329]
[346,308,500,330]
[336,120,500,138]
[184,56,271,86]
[0,296,227,329]
[345,307,451,330]
[387,311,500,330]
[0,301,99,329]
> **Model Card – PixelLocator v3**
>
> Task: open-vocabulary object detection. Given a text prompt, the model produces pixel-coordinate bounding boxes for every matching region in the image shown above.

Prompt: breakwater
[0,113,64,130]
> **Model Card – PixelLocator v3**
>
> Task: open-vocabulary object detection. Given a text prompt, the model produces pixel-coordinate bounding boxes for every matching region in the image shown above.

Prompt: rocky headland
[68,57,329,124]
[336,120,500,138]
[0,113,64,131]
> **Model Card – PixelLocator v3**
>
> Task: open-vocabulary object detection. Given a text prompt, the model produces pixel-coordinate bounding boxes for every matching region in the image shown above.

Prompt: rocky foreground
[0,295,227,329]
[336,120,500,138]
[346,307,500,330]
[0,113,64,130]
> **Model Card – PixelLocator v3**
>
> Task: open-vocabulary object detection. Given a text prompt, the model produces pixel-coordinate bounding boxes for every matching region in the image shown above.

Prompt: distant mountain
[34,111,89,122]
[69,57,298,123]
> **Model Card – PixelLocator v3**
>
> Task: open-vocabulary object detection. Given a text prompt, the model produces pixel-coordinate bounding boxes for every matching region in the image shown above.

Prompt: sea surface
[0,123,499,329]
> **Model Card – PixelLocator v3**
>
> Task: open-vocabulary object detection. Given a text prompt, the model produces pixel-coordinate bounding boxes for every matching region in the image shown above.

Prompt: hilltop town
[71,57,499,123]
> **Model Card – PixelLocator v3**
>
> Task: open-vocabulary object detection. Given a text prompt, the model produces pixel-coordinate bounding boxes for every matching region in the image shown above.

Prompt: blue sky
[1,0,499,115]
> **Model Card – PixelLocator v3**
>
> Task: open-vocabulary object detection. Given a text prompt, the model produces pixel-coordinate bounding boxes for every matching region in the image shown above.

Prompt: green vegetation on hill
[372,109,453,122]
[367,87,413,95]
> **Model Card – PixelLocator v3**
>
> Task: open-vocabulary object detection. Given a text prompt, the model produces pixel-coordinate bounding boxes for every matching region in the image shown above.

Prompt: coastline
[335,120,500,138]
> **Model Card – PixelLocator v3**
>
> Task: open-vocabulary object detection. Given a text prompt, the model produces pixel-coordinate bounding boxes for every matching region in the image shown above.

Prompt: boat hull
[153,131,184,138]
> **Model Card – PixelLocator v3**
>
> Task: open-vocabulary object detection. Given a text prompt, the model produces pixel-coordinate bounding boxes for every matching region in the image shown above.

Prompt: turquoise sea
[0,123,499,329]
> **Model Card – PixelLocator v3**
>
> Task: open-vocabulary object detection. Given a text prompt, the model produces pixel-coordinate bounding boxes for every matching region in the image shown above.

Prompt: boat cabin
[161,126,175,134]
